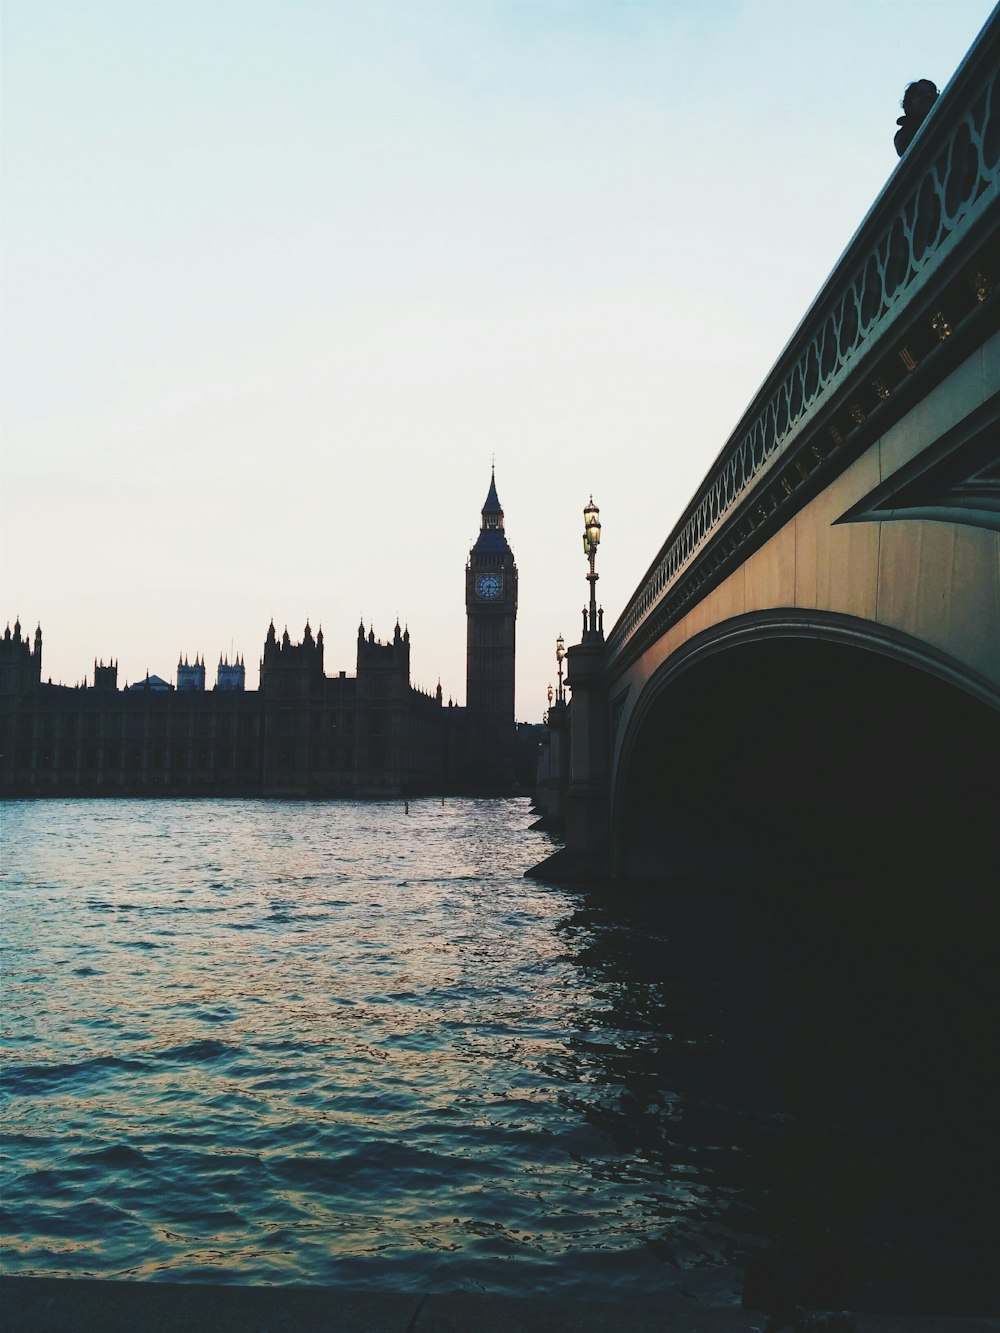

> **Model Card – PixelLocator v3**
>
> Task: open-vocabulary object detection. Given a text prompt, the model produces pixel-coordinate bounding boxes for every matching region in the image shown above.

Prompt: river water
[1,798,994,1304]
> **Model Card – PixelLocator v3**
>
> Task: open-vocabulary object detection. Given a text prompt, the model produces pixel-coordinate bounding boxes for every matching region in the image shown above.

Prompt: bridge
[534,8,1000,882]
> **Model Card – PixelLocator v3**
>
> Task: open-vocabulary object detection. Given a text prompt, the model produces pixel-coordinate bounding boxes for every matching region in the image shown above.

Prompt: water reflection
[2,801,995,1310]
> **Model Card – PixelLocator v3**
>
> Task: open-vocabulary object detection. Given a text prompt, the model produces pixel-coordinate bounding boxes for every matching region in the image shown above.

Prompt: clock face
[476,572,502,599]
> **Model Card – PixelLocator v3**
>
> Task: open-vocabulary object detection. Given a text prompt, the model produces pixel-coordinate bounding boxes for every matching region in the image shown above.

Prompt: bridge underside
[616,635,999,883]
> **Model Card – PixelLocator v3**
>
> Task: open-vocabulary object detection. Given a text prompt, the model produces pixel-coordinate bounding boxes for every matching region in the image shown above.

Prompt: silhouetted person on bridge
[894,78,939,156]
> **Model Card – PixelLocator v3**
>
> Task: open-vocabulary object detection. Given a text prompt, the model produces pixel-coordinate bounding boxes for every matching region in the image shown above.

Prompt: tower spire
[481,468,504,532]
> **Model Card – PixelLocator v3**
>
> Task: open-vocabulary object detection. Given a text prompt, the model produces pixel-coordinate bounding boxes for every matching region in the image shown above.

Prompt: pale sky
[2,0,995,720]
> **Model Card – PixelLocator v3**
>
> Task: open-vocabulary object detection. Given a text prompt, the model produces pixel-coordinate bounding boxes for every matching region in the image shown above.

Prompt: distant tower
[259,620,324,698]
[177,654,206,691]
[0,619,43,695]
[465,469,517,791]
[354,620,412,796]
[216,654,246,691]
[93,658,118,691]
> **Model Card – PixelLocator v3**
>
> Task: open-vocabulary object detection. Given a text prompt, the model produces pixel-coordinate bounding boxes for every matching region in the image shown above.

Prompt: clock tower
[465,469,517,792]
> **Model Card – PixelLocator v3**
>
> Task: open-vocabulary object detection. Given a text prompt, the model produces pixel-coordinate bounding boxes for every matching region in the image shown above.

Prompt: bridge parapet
[606,9,999,679]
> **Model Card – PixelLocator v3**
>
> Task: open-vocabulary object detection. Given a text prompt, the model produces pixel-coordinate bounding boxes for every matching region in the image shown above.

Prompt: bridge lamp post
[555,634,565,701]
[582,497,602,640]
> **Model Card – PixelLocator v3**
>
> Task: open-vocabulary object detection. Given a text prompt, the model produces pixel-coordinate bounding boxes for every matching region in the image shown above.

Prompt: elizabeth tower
[465,470,517,791]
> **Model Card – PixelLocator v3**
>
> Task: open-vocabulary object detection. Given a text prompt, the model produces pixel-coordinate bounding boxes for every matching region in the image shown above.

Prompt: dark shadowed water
[1,798,995,1307]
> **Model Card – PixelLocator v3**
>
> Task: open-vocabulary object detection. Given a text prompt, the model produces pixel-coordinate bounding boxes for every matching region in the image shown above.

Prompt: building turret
[177,653,206,691]
[94,658,118,691]
[261,622,279,675]
[259,620,325,698]
[216,653,246,691]
[356,623,412,684]
[0,617,43,694]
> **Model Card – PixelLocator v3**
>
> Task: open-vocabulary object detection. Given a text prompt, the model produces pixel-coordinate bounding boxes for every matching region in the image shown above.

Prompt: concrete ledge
[2,1277,998,1333]
[0,1278,417,1332]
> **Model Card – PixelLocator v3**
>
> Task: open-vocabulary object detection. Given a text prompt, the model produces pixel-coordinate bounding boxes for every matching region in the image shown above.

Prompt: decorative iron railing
[605,7,1000,677]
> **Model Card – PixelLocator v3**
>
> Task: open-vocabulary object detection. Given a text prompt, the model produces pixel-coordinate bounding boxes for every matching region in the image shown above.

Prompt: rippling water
[1,798,995,1302]
[0,798,732,1293]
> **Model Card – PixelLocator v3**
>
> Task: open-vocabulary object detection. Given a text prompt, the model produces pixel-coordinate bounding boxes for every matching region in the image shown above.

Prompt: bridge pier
[532,698,568,829]
[564,638,610,869]
[528,637,610,882]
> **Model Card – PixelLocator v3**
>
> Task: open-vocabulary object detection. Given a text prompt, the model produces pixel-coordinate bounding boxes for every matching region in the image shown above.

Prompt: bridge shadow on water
[556,869,998,1319]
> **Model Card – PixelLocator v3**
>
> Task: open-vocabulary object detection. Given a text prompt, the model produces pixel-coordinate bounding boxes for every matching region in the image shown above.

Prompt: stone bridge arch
[610,610,1000,882]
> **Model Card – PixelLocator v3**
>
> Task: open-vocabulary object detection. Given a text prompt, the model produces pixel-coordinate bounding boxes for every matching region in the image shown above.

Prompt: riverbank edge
[2,1276,998,1333]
